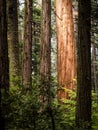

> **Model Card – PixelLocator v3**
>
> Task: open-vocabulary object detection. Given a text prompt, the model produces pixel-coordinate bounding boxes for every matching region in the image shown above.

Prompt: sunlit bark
[56,0,76,100]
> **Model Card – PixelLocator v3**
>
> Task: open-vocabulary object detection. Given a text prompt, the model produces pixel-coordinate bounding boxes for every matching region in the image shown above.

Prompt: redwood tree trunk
[7,0,20,87]
[0,0,9,90]
[0,0,9,129]
[40,0,51,106]
[56,0,76,100]
[40,1,55,129]
[22,0,32,91]
[75,0,91,129]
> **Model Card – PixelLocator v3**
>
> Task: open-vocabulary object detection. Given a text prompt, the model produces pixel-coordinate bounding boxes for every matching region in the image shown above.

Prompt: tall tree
[0,0,9,90]
[7,0,20,87]
[40,0,51,107]
[75,0,91,129]
[0,0,9,129]
[40,1,55,129]
[56,0,76,100]
[22,0,32,91]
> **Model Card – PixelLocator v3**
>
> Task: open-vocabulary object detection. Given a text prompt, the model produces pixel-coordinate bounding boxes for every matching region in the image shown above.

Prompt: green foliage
[33,7,41,23]
[1,86,98,130]
[92,92,98,129]
[52,90,76,130]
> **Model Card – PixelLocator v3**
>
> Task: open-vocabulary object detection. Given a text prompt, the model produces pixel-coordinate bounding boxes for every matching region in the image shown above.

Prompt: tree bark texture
[40,0,51,106]
[22,0,32,90]
[56,0,76,100]
[0,0,9,90]
[0,0,9,129]
[40,2,56,129]
[7,0,20,87]
[75,0,91,129]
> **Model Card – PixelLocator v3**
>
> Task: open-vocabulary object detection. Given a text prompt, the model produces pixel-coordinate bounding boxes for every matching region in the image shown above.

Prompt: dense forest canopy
[0,0,98,130]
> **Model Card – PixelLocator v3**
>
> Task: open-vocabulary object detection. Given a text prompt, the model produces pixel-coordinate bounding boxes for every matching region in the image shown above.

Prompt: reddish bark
[56,0,76,100]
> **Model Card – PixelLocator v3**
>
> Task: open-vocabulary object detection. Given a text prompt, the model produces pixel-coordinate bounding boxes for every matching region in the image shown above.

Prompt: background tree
[91,0,98,97]
[7,0,21,87]
[75,0,92,129]
[32,2,41,77]
[18,0,24,75]
[22,0,33,91]
[56,0,76,100]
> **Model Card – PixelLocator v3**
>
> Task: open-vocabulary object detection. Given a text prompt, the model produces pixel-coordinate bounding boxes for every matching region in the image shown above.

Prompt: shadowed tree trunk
[40,1,55,129]
[56,0,76,100]
[0,0,9,129]
[75,0,91,129]
[22,0,32,91]
[0,0,9,91]
[40,0,51,108]
[7,0,20,87]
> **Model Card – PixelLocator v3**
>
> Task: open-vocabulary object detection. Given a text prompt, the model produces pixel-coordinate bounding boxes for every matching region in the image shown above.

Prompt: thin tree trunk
[56,0,76,100]
[75,0,91,129]
[22,0,32,91]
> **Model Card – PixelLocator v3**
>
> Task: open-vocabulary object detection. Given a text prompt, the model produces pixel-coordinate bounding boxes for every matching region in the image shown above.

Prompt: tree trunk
[0,0,9,129]
[40,0,51,107]
[0,0,9,90]
[22,0,32,91]
[40,1,55,129]
[7,0,20,87]
[75,0,91,129]
[56,0,76,100]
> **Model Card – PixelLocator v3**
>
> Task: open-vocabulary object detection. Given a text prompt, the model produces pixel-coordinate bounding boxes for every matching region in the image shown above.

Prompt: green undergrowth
[1,86,98,130]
